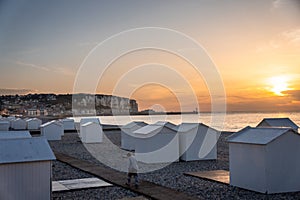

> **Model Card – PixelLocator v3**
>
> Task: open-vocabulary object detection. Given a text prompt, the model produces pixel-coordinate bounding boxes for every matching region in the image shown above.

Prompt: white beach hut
[134,122,179,164]
[80,122,103,143]
[0,137,56,200]
[0,120,10,131]
[121,121,148,150]
[227,127,300,194]
[59,118,75,131]
[79,118,101,137]
[26,118,42,130]
[0,131,32,139]
[177,123,219,161]
[40,120,63,141]
[6,116,16,127]
[11,118,27,130]
[257,117,299,132]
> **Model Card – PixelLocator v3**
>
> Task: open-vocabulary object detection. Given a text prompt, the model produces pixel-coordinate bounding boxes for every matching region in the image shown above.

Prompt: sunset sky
[0,0,299,112]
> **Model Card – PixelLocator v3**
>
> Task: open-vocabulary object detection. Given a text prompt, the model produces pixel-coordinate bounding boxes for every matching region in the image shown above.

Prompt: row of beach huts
[120,117,300,194]
[0,116,300,199]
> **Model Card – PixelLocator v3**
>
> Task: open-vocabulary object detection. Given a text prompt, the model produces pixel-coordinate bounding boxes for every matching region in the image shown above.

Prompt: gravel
[50,130,300,200]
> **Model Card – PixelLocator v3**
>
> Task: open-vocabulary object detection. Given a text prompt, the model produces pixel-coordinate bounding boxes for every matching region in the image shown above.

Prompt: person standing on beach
[126,152,139,188]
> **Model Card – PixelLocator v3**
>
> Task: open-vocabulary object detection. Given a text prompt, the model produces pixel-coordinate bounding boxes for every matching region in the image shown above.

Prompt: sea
[73,112,300,132]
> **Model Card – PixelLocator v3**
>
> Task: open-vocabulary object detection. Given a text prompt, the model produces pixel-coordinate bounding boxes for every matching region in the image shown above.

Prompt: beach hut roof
[227,126,298,145]
[40,120,62,128]
[176,123,218,133]
[134,123,177,135]
[80,118,101,124]
[13,118,25,122]
[154,121,177,129]
[0,137,56,164]
[60,118,74,122]
[122,121,148,129]
[0,131,31,139]
[26,118,42,122]
[257,118,298,129]
[81,121,99,127]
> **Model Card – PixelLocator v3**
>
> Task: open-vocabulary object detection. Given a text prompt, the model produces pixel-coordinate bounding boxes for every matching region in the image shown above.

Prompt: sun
[267,76,289,96]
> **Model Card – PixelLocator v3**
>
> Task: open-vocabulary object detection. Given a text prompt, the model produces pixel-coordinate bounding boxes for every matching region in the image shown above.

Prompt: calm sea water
[73,112,300,132]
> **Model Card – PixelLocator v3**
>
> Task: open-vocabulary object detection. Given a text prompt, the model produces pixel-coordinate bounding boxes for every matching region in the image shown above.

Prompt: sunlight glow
[268,76,290,96]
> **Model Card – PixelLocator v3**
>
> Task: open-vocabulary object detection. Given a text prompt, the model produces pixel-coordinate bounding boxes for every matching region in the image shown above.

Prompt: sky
[0,0,299,112]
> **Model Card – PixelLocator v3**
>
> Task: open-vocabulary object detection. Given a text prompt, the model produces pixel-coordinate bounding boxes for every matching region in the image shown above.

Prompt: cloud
[282,90,300,101]
[16,61,50,71]
[281,29,300,46]
[0,88,37,95]
[16,61,75,76]
[272,0,300,9]
[256,28,300,53]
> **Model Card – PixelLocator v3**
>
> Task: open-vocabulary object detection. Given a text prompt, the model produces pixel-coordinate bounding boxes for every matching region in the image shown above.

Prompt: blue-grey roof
[81,121,101,127]
[257,118,299,129]
[40,120,62,128]
[26,118,42,123]
[60,118,75,122]
[122,121,148,129]
[154,121,177,130]
[134,122,177,135]
[227,127,297,145]
[176,123,218,133]
[80,118,101,125]
[0,137,56,164]
[0,131,32,139]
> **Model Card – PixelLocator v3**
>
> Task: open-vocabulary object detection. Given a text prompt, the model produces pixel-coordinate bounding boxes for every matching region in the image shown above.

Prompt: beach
[50,129,300,199]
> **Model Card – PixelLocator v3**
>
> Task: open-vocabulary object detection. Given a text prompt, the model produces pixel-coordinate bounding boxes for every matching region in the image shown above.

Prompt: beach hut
[0,120,10,131]
[0,131,32,139]
[26,118,42,130]
[177,123,219,161]
[6,116,16,127]
[11,118,27,130]
[227,127,300,194]
[134,122,179,163]
[80,122,103,143]
[121,121,148,150]
[79,118,101,137]
[59,118,75,131]
[40,120,63,141]
[257,117,299,132]
[0,137,55,200]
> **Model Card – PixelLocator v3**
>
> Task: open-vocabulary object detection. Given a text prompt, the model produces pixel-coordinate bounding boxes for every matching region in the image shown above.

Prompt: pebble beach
[50,130,300,200]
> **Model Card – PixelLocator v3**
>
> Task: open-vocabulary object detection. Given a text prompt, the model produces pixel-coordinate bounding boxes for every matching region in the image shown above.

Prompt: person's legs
[127,173,132,185]
[134,173,138,187]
